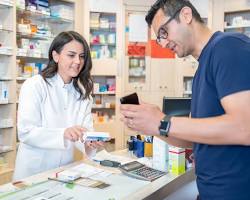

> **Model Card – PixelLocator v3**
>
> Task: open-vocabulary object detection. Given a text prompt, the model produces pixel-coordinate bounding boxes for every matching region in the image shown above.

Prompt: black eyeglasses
[156,8,182,45]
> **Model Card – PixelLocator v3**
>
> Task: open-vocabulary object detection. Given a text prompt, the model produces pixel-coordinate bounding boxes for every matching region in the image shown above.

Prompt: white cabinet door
[150,58,176,92]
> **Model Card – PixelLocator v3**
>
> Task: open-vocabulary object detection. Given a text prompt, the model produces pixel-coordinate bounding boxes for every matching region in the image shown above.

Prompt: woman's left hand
[85,141,105,150]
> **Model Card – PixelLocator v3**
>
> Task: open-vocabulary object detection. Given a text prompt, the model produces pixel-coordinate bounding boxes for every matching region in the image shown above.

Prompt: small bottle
[98,112,104,123]
[127,136,134,156]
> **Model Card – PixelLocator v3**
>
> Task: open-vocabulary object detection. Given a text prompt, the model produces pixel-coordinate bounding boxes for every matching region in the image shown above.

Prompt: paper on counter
[70,163,104,178]
[93,150,136,165]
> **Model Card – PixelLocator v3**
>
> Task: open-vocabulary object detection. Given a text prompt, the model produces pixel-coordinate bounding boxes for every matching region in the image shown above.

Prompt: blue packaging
[135,140,144,158]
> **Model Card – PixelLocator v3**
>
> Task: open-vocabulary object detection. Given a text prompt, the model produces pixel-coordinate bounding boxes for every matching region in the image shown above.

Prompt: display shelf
[16,32,54,41]
[92,75,116,138]
[93,91,115,95]
[0,149,13,155]
[16,55,48,61]
[16,0,75,88]
[224,10,250,37]
[1,0,80,185]
[90,43,116,46]
[16,77,28,81]
[0,100,9,105]
[83,0,123,149]
[90,27,116,31]
[89,12,117,59]
[0,126,14,129]
[0,28,13,33]
[0,53,13,57]
[224,24,250,29]
[0,3,13,9]
[0,77,12,81]
[16,8,73,24]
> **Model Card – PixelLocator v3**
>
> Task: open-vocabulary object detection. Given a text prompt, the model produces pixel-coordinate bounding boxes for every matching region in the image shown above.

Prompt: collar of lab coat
[53,73,74,91]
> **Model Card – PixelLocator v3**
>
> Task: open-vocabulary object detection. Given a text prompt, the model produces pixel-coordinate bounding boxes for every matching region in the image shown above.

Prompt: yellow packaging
[169,146,186,175]
[144,142,153,157]
[23,65,33,77]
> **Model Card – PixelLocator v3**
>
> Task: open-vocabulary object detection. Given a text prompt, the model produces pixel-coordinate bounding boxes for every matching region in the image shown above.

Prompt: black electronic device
[100,160,121,168]
[120,93,139,105]
[119,161,166,182]
[162,97,191,117]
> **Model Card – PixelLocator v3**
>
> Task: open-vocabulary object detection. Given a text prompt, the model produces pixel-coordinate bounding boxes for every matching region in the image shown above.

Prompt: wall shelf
[0,53,13,57]
[0,77,12,81]
[16,8,73,24]
[224,24,250,29]
[0,3,13,9]
[93,91,115,95]
[0,149,13,155]
[16,32,54,41]
[0,28,13,33]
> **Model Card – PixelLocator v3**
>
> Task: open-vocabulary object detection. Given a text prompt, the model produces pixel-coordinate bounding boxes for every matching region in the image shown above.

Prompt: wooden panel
[150,58,176,92]
[0,169,13,185]
[92,59,117,76]
[224,0,250,12]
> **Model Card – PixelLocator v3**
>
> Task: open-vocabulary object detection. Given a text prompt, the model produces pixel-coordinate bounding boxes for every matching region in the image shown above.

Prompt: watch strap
[159,115,171,137]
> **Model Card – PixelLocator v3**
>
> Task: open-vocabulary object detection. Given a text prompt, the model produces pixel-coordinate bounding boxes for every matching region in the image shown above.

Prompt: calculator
[119,161,166,182]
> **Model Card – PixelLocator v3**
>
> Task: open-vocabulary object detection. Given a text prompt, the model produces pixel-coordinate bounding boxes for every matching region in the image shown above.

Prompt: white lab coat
[13,74,95,181]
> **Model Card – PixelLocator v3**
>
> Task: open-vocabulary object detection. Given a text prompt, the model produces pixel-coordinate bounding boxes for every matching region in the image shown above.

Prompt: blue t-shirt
[192,31,250,200]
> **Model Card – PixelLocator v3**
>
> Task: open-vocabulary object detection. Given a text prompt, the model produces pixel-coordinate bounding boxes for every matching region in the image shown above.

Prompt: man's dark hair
[145,0,204,26]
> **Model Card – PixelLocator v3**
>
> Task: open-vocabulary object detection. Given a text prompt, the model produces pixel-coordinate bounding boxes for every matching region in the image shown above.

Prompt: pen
[48,177,74,184]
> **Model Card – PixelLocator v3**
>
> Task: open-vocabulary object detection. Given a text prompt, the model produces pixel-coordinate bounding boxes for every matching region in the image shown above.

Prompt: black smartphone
[120,93,139,105]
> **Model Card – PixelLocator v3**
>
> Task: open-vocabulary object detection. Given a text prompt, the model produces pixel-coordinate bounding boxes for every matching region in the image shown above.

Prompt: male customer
[120,0,250,199]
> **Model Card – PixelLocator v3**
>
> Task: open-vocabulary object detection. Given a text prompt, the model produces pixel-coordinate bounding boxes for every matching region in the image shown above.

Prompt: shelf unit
[1,0,78,185]
[83,0,123,150]
[174,57,198,98]
[224,10,250,37]
[92,76,116,124]
[16,0,74,82]
[0,0,16,185]
[89,12,116,59]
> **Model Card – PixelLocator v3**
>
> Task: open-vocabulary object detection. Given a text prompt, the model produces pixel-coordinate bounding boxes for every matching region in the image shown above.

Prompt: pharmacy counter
[0,149,195,200]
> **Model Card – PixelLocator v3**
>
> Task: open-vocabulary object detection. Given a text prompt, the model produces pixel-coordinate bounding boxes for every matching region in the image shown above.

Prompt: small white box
[57,170,81,181]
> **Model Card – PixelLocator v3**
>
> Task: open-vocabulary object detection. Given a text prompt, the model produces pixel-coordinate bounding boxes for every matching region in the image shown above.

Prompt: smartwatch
[159,115,171,137]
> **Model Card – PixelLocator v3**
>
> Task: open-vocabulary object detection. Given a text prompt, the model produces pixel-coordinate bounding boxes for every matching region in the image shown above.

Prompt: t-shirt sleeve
[212,36,250,99]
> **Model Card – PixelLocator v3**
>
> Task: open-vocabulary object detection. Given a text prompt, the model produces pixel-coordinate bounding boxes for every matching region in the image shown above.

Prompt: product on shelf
[50,4,73,20]
[0,81,9,102]
[90,12,116,59]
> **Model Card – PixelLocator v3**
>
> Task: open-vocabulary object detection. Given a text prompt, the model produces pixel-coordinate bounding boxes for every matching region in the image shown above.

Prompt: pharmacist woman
[13,31,103,180]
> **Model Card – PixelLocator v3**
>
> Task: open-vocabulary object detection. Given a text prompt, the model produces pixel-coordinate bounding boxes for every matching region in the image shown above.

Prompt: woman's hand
[64,126,87,142]
[85,141,105,150]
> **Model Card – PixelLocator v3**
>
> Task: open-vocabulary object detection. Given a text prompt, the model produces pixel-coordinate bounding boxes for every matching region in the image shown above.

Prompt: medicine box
[169,146,186,175]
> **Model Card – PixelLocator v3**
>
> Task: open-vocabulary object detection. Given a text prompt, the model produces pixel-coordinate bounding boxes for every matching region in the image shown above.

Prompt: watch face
[159,120,169,136]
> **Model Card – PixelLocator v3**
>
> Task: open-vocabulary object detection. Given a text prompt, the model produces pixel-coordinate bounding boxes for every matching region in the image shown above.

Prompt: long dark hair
[41,31,93,100]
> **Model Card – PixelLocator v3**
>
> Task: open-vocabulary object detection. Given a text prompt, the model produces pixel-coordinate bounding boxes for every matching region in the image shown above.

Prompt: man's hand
[120,102,165,135]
